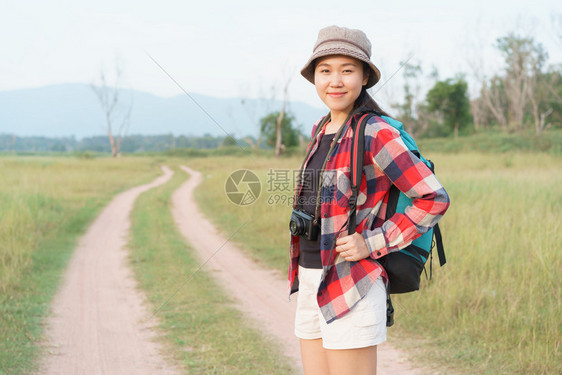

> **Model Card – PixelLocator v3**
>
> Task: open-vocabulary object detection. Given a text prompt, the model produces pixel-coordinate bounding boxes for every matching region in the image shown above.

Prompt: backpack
[347,112,446,325]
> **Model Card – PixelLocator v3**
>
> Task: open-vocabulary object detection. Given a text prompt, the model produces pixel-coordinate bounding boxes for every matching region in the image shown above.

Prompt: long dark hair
[353,62,390,117]
[353,88,389,117]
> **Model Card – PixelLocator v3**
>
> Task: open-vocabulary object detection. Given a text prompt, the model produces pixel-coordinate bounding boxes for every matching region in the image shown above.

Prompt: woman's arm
[361,118,450,259]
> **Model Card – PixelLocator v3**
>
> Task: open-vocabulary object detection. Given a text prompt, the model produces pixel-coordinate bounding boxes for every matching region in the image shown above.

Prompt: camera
[289,209,320,241]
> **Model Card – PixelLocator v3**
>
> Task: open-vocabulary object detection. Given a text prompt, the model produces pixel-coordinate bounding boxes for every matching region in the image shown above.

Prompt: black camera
[289,209,320,241]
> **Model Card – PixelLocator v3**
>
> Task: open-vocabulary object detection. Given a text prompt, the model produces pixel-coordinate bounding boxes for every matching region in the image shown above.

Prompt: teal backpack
[347,112,446,325]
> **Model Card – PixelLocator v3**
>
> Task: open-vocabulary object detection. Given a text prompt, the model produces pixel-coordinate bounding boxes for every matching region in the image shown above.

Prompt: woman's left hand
[335,231,370,262]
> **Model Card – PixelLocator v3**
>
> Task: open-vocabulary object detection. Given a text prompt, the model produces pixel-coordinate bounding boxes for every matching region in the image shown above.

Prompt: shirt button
[323,240,328,246]
[327,157,331,161]
[376,251,381,256]
[323,213,328,218]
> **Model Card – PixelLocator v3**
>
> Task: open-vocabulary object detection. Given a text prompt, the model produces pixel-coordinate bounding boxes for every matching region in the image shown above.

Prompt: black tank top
[298,132,335,269]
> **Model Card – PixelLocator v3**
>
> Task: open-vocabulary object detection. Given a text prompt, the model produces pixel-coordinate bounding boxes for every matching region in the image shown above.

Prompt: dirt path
[38,166,181,375]
[172,165,426,375]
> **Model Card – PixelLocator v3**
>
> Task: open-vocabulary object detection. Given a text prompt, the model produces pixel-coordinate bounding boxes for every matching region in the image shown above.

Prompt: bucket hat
[301,25,381,88]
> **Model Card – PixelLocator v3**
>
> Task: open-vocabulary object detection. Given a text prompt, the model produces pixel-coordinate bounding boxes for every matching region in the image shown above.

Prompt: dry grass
[0,155,162,374]
[189,152,562,375]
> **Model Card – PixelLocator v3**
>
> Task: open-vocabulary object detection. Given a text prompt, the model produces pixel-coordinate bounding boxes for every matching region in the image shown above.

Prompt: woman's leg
[319,278,386,375]
[325,345,377,375]
[300,338,330,375]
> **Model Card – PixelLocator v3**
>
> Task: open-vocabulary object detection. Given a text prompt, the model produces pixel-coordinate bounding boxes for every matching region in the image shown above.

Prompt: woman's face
[314,55,369,116]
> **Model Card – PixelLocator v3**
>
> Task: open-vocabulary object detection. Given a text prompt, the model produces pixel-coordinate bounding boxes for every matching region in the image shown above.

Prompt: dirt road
[38,166,181,375]
[172,165,426,375]
[37,164,426,375]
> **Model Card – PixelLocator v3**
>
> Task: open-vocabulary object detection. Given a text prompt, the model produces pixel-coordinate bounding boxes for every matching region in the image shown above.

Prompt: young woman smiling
[288,26,450,374]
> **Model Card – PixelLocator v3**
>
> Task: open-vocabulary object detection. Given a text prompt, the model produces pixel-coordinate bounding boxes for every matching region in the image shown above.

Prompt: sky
[1,0,561,113]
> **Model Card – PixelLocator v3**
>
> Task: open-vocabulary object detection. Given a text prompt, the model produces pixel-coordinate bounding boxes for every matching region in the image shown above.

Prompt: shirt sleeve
[360,119,450,259]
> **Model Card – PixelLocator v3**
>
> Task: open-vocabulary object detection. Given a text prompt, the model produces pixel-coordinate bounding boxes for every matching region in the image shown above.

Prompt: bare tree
[240,67,296,156]
[464,27,508,132]
[479,76,508,131]
[389,59,427,137]
[274,74,293,157]
[482,34,547,132]
[469,95,492,131]
[497,35,530,129]
[91,64,132,157]
[527,66,560,134]
[467,29,546,133]
[525,15,562,134]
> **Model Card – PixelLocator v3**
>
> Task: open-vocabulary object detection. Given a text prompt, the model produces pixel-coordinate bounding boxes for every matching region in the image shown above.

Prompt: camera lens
[289,216,305,236]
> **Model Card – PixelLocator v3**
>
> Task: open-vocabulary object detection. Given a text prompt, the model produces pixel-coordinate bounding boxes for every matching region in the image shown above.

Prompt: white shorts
[294,266,387,350]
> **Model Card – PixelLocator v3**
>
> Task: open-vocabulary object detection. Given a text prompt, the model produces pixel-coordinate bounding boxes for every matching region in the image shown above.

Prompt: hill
[0,84,325,139]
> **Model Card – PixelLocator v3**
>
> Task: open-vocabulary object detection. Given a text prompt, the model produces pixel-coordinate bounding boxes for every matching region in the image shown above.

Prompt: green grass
[0,156,163,374]
[2,151,559,374]
[390,152,562,375]
[187,155,300,273]
[187,152,562,375]
[417,129,562,155]
[128,166,295,374]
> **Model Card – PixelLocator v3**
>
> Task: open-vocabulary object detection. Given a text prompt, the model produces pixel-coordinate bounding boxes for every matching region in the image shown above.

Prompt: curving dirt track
[172,165,426,375]
[37,166,180,375]
[36,163,427,375]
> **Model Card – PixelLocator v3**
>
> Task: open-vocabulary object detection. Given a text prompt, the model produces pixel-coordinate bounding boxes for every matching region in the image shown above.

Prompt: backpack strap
[348,113,372,234]
[433,223,446,266]
[348,111,394,328]
[350,113,447,270]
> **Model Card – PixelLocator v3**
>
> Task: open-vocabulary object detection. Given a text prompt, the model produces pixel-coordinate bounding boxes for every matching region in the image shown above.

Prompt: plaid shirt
[288,113,450,324]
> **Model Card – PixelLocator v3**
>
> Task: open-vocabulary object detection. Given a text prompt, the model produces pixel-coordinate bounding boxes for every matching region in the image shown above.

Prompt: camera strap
[292,115,329,210]
[293,110,355,225]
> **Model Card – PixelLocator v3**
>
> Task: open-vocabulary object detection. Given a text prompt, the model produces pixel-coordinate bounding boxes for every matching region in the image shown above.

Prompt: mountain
[0,83,325,139]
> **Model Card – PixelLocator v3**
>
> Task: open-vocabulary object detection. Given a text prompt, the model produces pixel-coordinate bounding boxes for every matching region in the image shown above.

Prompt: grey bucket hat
[301,25,381,88]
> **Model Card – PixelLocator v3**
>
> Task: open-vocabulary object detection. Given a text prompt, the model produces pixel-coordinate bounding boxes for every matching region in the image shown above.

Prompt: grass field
[0,156,162,374]
[128,167,294,374]
[0,155,294,374]
[1,151,559,374]
[416,128,562,155]
[189,152,562,375]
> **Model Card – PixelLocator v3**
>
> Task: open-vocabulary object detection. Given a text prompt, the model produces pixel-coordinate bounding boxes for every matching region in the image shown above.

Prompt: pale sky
[2,0,561,112]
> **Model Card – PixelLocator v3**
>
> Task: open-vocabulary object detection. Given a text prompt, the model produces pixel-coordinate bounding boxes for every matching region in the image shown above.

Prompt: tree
[221,135,238,147]
[426,77,472,138]
[495,34,548,130]
[239,72,294,153]
[469,94,495,131]
[273,73,294,157]
[526,61,562,134]
[391,60,428,138]
[479,75,509,131]
[91,64,132,157]
[544,67,562,127]
[260,111,299,150]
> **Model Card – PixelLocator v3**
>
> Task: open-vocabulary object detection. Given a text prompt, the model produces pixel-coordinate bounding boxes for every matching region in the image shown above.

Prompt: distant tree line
[255,32,562,157]
[4,31,561,156]
[390,33,562,138]
[0,133,261,153]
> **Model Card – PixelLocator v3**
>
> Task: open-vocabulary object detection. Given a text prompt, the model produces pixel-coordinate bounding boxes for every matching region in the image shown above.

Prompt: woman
[288,26,450,374]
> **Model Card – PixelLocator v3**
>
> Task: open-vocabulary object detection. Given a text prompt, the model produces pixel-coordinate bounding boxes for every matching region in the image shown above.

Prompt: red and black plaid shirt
[288,113,450,323]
